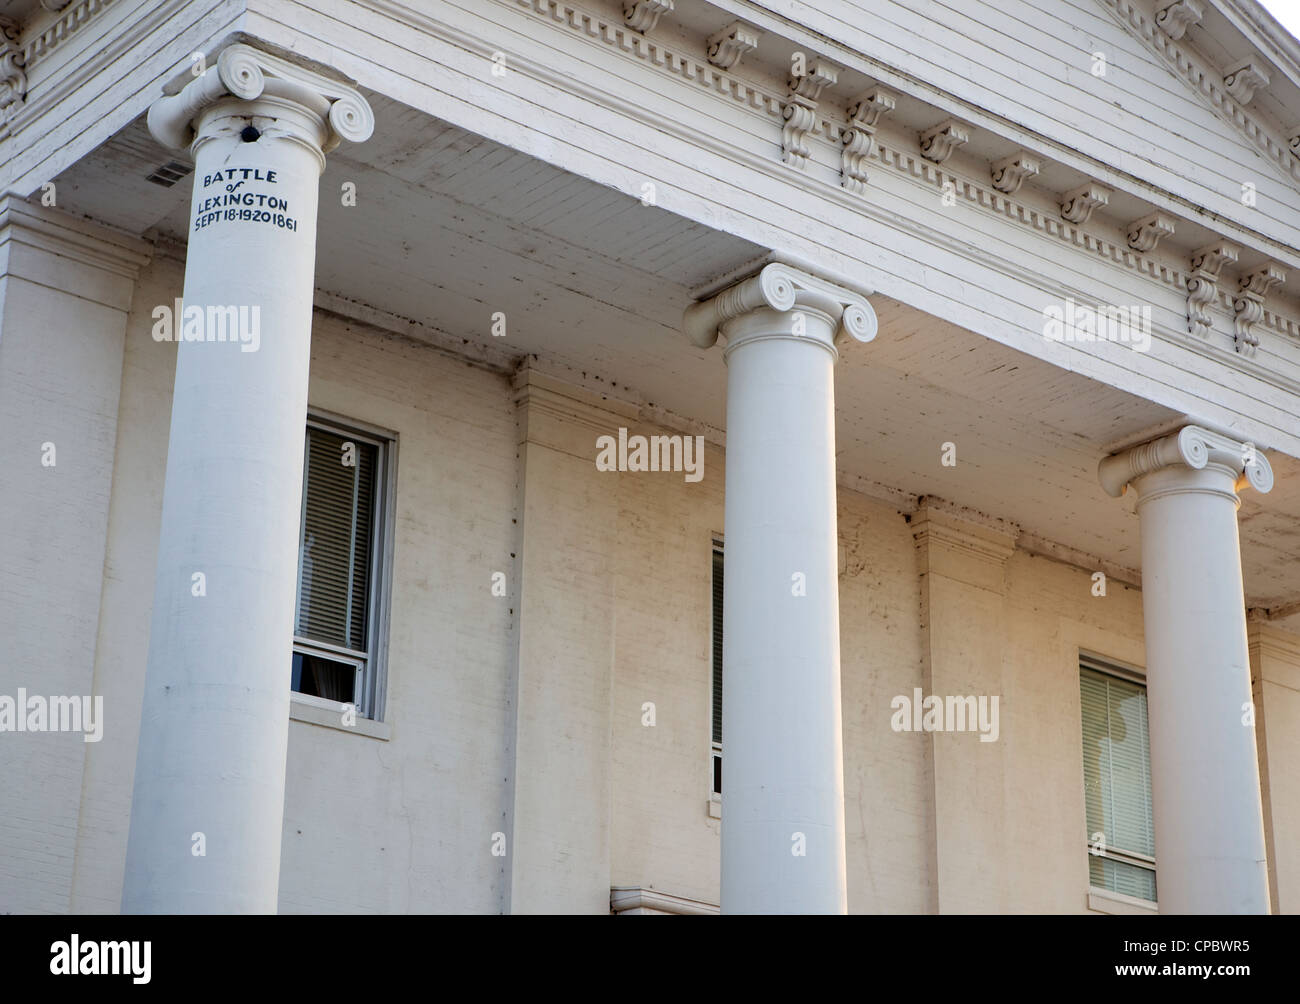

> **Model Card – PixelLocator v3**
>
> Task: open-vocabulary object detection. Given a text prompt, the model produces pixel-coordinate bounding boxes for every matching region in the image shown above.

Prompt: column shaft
[720,305,848,913]
[1137,467,1268,913]
[122,46,372,913]
[1100,427,1273,914]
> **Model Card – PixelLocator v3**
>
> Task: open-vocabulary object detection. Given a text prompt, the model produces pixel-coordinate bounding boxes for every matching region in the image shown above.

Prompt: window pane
[1081,665,1156,901]
[296,427,377,650]
[1089,855,1157,902]
[291,651,357,704]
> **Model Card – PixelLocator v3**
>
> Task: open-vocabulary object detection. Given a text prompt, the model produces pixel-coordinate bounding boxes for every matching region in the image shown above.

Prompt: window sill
[707,797,721,819]
[289,695,391,740]
[1087,887,1158,915]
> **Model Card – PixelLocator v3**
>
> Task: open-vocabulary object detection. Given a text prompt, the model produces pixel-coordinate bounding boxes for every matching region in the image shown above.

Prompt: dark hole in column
[240,125,261,142]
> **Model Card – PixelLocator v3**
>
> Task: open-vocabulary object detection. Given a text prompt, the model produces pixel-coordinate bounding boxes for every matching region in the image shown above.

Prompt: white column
[684,262,876,914]
[1099,425,1273,914]
[121,45,372,914]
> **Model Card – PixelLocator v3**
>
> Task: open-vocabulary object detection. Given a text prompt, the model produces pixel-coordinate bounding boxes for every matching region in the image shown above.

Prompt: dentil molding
[21,0,119,70]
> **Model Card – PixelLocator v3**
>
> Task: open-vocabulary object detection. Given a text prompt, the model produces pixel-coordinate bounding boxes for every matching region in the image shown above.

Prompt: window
[710,541,724,802]
[292,414,394,721]
[1080,656,1156,902]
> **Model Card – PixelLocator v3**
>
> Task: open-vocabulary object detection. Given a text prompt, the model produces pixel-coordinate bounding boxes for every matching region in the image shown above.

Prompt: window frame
[710,538,724,810]
[1079,653,1157,903]
[292,409,398,723]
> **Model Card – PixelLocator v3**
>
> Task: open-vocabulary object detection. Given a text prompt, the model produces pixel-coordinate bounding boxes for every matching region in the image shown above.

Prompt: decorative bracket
[990,150,1040,194]
[841,87,895,193]
[1099,426,1273,499]
[1223,60,1269,104]
[1233,262,1286,355]
[1060,182,1111,224]
[1126,212,1176,252]
[1155,0,1204,40]
[782,58,839,169]
[919,118,969,164]
[683,262,876,350]
[0,16,25,135]
[624,0,673,34]
[147,42,375,155]
[1186,241,1239,337]
[706,21,760,69]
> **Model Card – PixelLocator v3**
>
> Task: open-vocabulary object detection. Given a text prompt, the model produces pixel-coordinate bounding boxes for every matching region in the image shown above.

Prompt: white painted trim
[289,694,392,741]
[1088,887,1159,915]
[610,886,719,915]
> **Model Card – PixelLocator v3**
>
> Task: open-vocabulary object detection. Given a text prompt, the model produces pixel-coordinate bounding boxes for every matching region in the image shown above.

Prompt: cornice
[1209,0,1300,92]
[6,0,190,139]
[1098,0,1300,188]
[21,0,119,71]
[503,0,1300,356]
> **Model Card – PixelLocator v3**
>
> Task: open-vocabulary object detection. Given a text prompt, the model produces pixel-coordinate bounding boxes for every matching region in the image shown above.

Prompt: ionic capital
[682,262,877,354]
[148,43,374,159]
[1098,425,1273,500]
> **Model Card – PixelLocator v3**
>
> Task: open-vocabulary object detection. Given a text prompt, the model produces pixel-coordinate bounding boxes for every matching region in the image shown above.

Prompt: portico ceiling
[50,91,1300,628]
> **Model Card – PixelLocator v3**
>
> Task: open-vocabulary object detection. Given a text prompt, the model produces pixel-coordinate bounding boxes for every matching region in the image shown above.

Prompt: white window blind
[1080,661,1156,902]
[296,426,377,652]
